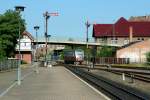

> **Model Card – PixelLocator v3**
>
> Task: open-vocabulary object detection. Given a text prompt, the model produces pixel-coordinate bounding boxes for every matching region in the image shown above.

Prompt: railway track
[66,65,150,100]
[63,63,150,83]
[133,74,150,82]
[69,64,150,83]
[70,64,150,83]
[95,64,150,70]
[107,70,150,83]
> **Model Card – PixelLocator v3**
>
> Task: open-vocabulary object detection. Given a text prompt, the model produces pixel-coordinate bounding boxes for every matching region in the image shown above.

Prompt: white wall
[16,36,32,51]
[117,40,150,63]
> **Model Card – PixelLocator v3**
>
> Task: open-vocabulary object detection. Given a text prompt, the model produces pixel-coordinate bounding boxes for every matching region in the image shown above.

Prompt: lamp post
[43,11,58,67]
[85,20,91,67]
[34,26,40,61]
[15,6,25,85]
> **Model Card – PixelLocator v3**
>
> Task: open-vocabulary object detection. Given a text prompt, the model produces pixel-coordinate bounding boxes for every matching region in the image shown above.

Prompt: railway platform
[0,66,109,100]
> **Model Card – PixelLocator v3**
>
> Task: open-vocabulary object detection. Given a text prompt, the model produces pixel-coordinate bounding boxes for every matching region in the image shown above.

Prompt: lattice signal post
[43,11,59,66]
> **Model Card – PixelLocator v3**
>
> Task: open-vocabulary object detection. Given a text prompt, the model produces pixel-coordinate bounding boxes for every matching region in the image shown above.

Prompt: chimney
[129,26,133,43]
[146,15,149,20]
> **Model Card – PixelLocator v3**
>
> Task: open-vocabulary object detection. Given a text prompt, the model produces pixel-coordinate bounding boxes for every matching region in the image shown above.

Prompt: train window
[64,51,74,56]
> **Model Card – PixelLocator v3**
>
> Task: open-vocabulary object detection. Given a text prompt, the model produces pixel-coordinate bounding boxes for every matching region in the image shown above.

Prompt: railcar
[64,49,84,64]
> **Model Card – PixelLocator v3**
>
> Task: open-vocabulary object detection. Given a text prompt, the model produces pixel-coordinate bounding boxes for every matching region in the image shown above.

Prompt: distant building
[36,44,65,59]
[117,39,150,63]
[15,31,34,64]
[129,15,150,22]
[93,17,150,46]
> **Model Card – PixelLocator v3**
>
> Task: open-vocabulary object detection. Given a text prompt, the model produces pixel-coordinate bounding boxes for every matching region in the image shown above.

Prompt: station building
[93,16,150,63]
[92,17,150,46]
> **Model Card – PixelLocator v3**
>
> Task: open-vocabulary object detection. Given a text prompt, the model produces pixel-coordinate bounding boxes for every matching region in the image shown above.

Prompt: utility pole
[85,20,91,68]
[85,20,91,48]
[43,11,58,67]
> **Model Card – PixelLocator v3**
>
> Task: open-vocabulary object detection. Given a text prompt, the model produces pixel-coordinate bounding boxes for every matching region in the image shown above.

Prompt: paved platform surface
[1,66,108,100]
[0,67,34,95]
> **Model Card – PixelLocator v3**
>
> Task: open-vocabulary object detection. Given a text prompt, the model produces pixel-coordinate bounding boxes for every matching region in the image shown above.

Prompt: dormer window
[111,37,117,44]
[23,35,28,39]
[137,38,144,41]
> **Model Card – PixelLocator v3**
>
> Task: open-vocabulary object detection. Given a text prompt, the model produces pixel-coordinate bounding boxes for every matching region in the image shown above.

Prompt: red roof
[93,17,150,37]
[22,31,34,41]
[93,24,113,37]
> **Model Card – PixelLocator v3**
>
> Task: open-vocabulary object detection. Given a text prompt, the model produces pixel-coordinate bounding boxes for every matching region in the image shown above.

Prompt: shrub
[97,46,116,57]
[146,52,150,65]
[21,60,27,64]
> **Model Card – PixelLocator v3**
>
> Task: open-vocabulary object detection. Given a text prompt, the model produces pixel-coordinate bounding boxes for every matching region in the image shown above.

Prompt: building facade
[129,15,150,22]
[117,39,150,63]
[93,17,150,46]
[15,31,34,64]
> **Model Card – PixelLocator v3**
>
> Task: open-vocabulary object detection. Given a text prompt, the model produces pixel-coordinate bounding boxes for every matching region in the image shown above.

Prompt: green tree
[0,10,26,59]
[97,46,116,57]
[146,52,150,64]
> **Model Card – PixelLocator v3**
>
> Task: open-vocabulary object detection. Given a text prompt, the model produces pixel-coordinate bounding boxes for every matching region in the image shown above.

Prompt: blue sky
[1,0,150,41]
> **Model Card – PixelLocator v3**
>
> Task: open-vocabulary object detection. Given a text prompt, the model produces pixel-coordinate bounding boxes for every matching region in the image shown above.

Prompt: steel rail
[66,65,150,100]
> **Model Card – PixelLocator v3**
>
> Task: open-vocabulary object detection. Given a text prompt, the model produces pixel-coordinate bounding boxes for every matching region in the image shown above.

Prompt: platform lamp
[15,6,25,85]
[34,26,40,61]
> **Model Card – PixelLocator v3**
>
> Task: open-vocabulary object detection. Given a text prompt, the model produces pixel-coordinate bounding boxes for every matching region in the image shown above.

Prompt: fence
[0,58,18,72]
[95,57,130,64]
